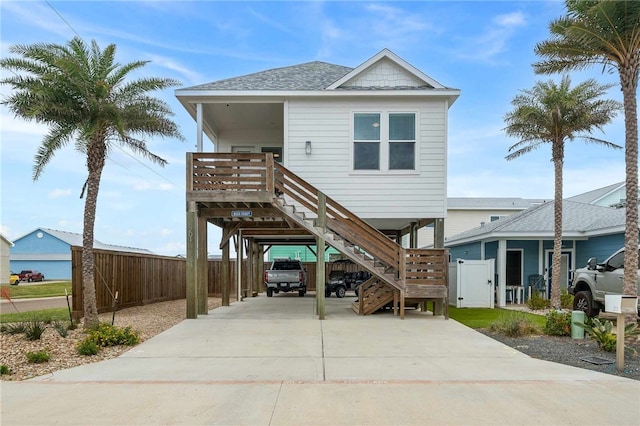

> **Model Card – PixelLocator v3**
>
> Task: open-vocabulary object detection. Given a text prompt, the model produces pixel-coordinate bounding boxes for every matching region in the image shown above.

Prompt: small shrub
[0,364,11,375]
[52,321,69,338]
[24,320,47,341]
[527,293,550,311]
[76,338,100,356]
[1,322,27,335]
[489,312,540,337]
[543,310,571,336]
[574,317,618,352]
[560,291,573,310]
[26,350,50,364]
[87,323,140,347]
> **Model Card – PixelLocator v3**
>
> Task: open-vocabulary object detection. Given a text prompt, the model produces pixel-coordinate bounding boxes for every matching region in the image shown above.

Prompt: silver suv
[569,247,640,317]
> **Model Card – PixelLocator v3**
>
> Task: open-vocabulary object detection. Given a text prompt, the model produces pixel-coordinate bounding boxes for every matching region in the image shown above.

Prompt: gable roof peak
[327,48,448,91]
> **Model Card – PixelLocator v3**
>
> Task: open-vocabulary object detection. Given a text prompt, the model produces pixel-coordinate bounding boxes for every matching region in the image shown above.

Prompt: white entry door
[456,259,495,308]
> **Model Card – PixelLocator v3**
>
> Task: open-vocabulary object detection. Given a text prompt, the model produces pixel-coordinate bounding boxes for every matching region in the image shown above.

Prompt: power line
[44,0,85,42]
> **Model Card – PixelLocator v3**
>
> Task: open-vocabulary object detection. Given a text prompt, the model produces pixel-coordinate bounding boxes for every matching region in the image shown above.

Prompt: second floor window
[353,112,416,172]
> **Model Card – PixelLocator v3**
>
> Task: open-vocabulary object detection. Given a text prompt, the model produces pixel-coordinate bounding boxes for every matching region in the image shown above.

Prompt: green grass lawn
[448,306,546,329]
[0,308,71,324]
[1,282,72,299]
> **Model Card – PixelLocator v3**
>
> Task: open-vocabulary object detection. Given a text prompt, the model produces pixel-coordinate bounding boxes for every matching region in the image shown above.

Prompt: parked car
[263,258,306,297]
[18,270,45,282]
[9,272,20,285]
[569,247,640,317]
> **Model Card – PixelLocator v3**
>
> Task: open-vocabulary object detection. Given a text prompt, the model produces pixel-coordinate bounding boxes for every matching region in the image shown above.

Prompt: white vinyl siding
[286,97,447,219]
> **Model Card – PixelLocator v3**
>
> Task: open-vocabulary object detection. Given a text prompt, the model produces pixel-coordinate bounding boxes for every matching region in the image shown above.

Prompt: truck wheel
[574,291,600,317]
[335,286,346,298]
[267,288,273,297]
[298,288,305,297]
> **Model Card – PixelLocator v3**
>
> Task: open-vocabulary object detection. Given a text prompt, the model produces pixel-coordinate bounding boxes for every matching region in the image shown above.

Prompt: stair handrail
[274,162,405,280]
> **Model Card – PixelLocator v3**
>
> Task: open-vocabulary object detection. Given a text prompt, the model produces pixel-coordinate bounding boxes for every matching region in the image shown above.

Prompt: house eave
[175,89,461,102]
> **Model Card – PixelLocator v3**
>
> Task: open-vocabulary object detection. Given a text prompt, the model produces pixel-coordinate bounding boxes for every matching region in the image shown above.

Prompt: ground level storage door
[456,259,494,308]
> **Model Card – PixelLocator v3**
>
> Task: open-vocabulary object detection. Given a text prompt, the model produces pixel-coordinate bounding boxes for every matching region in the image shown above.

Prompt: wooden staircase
[187,153,449,318]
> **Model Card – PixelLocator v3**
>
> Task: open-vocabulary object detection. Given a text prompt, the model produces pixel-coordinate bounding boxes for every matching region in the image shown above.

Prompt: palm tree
[534,0,639,300]
[504,76,620,309]
[0,37,184,328]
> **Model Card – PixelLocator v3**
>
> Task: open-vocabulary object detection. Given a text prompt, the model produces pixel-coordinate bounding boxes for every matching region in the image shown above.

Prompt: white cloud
[49,188,72,199]
[494,12,526,28]
[456,11,527,64]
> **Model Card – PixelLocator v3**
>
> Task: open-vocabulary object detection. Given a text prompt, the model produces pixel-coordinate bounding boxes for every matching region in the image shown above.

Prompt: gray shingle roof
[447,197,549,209]
[183,62,354,91]
[445,201,623,245]
[567,181,624,204]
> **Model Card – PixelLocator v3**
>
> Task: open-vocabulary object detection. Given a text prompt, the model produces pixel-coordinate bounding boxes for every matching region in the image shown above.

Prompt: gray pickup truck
[264,259,307,297]
[569,247,640,317]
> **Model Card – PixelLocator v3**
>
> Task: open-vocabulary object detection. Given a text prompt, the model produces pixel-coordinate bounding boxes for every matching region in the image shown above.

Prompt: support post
[196,103,203,152]
[316,237,326,320]
[221,226,230,306]
[197,214,208,315]
[434,218,445,249]
[237,230,243,301]
[497,239,507,307]
[186,202,198,319]
[251,240,260,296]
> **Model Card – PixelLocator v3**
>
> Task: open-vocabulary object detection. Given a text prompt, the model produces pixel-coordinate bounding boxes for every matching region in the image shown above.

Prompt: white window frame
[350,110,419,175]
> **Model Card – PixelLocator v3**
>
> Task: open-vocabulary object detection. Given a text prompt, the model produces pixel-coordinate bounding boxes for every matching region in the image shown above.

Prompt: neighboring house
[10,228,153,280]
[417,197,549,248]
[445,200,626,306]
[567,181,627,208]
[1,234,13,285]
[176,48,460,243]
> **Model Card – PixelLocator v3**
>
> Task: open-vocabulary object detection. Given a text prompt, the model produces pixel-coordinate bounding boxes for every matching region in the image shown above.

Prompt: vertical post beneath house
[434,218,445,249]
[197,215,208,315]
[251,240,260,296]
[186,201,198,319]
[221,226,230,306]
[245,238,253,299]
[316,192,327,319]
[316,238,325,319]
[237,230,243,301]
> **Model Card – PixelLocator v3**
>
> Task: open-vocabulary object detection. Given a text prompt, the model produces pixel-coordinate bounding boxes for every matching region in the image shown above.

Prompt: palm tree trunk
[620,65,639,301]
[551,141,564,310]
[81,139,106,330]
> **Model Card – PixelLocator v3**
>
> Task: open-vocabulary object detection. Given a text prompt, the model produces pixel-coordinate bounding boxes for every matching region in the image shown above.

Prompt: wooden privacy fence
[71,246,360,318]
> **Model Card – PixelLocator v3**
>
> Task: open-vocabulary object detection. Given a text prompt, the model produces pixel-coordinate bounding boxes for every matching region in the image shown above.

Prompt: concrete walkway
[2,294,639,425]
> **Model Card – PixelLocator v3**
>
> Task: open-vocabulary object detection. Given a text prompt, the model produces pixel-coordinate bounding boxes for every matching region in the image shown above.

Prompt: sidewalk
[2,294,639,425]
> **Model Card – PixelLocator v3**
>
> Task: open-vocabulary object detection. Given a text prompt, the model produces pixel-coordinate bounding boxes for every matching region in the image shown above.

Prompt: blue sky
[0,1,627,256]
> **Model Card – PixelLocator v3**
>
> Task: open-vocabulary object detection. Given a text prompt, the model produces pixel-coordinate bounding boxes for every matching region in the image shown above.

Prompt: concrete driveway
[1,294,639,425]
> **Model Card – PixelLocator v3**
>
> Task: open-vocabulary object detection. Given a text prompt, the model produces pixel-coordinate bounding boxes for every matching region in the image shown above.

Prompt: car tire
[335,286,346,298]
[574,291,600,317]
[298,289,305,297]
[325,288,331,297]
[267,287,273,297]
[28,278,32,282]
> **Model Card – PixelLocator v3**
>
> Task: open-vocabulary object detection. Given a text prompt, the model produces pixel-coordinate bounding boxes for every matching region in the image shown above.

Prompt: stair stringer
[271,197,404,293]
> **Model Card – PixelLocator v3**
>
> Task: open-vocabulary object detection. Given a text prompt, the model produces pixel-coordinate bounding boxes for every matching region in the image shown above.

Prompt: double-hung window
[353,113,381,170]
[353,112,416,172]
